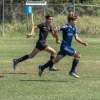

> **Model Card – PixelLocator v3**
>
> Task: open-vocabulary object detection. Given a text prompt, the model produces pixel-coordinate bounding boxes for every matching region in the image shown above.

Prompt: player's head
[45,14,53,24]
[67,12,77,25]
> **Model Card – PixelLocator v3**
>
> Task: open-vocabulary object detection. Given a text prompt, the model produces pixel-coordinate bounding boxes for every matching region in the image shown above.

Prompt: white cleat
[69,71,80,78]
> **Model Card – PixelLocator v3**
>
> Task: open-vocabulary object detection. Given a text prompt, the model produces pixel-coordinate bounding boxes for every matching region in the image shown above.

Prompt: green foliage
[46,7,55,15]
[77,15,100,34]
[47,0,71,4]
[95,9,100,16]
[1,14,100,36]
[1,0,100,5]
[1,1,100,36]
[79,0,100,4]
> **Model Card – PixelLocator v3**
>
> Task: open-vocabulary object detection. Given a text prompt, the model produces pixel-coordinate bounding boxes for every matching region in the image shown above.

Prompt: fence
[0,3,100,36]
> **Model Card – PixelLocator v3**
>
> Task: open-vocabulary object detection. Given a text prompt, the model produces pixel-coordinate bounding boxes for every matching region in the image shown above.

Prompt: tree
[79,0,100,4]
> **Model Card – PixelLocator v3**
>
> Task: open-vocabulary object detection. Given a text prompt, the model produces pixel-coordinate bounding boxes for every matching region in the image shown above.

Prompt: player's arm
[26,25,38,38]
[51,27,61,44]
[74,34,88,46]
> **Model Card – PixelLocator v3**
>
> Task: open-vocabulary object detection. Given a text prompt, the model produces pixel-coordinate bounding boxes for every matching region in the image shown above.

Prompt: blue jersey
[58,24,77,47]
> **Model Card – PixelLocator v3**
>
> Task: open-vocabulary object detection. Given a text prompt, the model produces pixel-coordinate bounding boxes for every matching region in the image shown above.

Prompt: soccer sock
[70,58,79,72]
[49,55,55,68]
[42,59,53,70]
[16,55,29,63]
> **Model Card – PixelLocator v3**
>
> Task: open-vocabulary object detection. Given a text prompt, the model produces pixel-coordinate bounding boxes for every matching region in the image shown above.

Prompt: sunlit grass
[0,35,100,100]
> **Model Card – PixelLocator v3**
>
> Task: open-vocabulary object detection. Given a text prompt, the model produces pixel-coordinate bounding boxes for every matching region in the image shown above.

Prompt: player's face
[72,19,77,25]
[46,17,53,24]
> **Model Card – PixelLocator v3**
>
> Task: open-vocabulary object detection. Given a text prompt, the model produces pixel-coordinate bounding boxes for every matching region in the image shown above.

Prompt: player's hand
[56,39,61,44]
[26,34,32,38]
[83,42,88,46]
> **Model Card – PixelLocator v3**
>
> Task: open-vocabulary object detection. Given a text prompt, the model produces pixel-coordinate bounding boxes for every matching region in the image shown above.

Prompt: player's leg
[38,53,64,77]
[44,46,59,71]
[69,51,81,78]
[13,47,40,70]
[61,46,80,78]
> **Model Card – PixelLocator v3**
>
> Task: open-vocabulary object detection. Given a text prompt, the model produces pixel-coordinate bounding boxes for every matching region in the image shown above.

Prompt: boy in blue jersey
[38,12,88,78]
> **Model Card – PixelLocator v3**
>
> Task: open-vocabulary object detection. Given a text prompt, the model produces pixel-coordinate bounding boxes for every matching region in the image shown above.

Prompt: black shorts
[35,43,48,51]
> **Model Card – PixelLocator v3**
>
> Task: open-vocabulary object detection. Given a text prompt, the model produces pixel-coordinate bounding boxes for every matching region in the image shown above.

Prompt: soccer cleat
[0,75,4,78]
[69,71,80,78]
[38,66,43,77]
[13,59,17,70]
[49,67,59,71]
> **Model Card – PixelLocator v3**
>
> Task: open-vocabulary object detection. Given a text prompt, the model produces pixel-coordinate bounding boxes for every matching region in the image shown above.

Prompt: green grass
[0,34,100,100]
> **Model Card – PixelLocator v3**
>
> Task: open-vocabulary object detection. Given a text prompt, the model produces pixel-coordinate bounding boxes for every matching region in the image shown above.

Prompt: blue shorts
[57,46,76,57]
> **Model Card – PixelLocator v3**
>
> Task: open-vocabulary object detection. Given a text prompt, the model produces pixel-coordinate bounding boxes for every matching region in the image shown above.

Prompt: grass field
[0,34,100,100]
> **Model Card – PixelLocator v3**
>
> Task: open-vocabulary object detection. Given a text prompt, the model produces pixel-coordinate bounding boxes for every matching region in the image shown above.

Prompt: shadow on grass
[20,79,69,83]
[2,72,27,74]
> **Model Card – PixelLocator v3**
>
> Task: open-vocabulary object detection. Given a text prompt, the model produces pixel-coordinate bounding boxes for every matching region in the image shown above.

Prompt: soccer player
[13,14,61,71]
[38,12,88,78]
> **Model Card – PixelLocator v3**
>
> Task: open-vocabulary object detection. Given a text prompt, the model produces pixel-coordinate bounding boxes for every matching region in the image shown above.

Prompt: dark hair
[67,12,77,22]
[45,14,53,19]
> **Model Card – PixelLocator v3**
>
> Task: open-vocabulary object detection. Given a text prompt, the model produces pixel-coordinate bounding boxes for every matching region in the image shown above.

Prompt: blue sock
[49,55,55,68]
[42,60,53,70]
[70,58,79,72]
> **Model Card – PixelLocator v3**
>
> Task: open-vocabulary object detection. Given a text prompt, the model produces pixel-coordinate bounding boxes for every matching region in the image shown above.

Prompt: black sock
[16,55,29,63]
[49,55,55,68]
[70,58,79,72]
[42,60,53,70]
